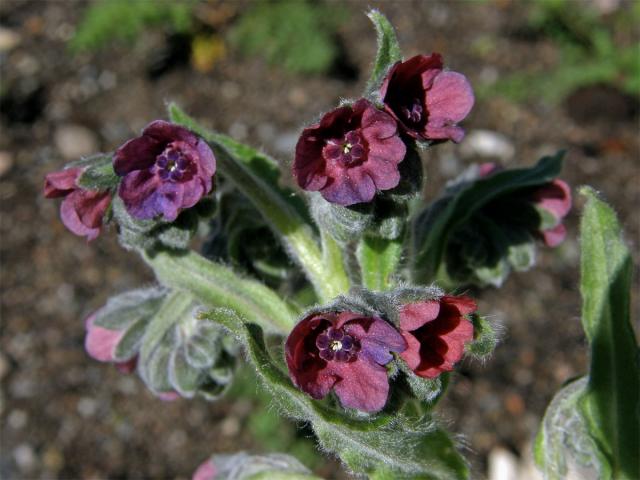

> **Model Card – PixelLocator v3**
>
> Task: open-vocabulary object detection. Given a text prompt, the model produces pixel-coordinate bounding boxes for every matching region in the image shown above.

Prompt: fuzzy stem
[213,144,345,302]
[357,235,404,291]
[143,249,297,334]
[320,229,351,299]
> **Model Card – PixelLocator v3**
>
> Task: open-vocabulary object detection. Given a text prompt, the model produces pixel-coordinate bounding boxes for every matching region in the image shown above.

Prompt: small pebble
[14,444,37,472]
[77,397,98,418]
[8,409,28,429]
[273,131,298,155]
[488,447,519,480]
[459,130,515,161]
[54,124,99,160]
[504,392,526,416]
[220,416,240,437]
[228,122,248,141]
[0,27,20,52]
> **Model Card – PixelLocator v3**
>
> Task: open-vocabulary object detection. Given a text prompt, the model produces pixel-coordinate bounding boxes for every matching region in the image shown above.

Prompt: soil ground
[1,1,638,479]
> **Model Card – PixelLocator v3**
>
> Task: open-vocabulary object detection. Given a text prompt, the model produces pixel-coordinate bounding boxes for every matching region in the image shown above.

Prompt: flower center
[323,130,366,167]
[316,326,359,362]
[401,99,423,124]
[155,141,195,182]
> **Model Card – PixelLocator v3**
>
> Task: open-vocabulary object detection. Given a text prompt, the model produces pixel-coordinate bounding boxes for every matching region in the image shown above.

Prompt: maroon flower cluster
[285,295,476,412]
[293,54,473,206]
[285,311,405,412]
[44,121,216,240]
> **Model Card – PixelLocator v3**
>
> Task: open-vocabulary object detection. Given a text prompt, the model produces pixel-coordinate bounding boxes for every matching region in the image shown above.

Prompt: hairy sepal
[76,153,119,191]
[112,196,199,252]
[365,9,402,99]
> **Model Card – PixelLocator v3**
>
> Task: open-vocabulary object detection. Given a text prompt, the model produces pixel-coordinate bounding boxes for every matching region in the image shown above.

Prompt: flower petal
[113,135,162,176]
[542,223,567,247]
[399,300,441,332]
[44,168,82,198]
[60,194,102,241]
[331,358,390,412]
[531,179,572,221]
[320,167,376,206]
[85,315,124,362]
[193,459,217,480]
[426,71,475,124]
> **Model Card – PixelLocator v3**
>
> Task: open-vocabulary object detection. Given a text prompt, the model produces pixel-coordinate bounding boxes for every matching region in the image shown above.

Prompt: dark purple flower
[293,98,406,206]
[399,296,475,379]
[380,53,474,143]
[44,167,111,241]
[285,311,406,413]
[114,120,216,221]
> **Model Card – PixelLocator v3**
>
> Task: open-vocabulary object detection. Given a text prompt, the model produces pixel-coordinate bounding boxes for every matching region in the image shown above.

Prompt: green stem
[320,230,350,299]
[357,235,404,291]
[213,145,344,302]
[144,249,297,334]
[167,103,349,302]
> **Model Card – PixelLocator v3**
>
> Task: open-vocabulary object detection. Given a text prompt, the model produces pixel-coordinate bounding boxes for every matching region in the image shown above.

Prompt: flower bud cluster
[84,287,237,401]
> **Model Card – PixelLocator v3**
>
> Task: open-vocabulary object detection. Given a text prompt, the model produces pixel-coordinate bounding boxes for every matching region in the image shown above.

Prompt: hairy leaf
[534,188,639,479]
[412,153,564,283]
[365,9,402,97]
[577,187,639,479]
[145,249,297,334]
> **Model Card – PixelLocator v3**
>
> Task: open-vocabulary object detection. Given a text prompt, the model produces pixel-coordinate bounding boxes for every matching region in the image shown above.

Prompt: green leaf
[201,309,468,479]
[534,187,639,480]
[145,249,297,334]
[365,9,402,97]
[577,187,639,479]
[412,152,564,283]
[534,377,606,480]
[76,153,119,190]
[168,103,350,302]
[93,286,166,330]
[357,235,403,291]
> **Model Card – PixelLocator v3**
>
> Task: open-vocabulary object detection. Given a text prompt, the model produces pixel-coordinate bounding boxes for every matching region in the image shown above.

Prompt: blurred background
[1,0,638,478]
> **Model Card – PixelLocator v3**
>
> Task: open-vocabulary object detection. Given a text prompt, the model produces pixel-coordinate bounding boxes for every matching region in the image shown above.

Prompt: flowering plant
[43,10,638,480]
